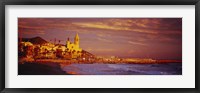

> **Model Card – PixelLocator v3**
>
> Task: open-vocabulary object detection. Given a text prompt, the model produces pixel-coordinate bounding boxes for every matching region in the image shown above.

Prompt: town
[18,33,158,64]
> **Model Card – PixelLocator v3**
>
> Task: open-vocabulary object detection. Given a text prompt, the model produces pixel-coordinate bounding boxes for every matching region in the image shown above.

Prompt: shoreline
[18,61,182,75]
[19,58,182,64]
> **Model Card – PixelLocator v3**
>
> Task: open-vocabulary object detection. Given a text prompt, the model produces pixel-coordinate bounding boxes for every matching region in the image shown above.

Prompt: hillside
[20,36,48,44]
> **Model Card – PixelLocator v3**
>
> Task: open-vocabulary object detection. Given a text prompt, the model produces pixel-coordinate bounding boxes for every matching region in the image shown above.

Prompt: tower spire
[74,33,79,47]
[75,33,79,39]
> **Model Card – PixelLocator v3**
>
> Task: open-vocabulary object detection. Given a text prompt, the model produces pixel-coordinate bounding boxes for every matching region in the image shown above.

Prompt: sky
[18,18,182,60]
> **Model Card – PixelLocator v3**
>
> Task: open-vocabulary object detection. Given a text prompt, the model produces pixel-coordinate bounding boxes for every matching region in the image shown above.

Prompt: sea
[62,63,182,75]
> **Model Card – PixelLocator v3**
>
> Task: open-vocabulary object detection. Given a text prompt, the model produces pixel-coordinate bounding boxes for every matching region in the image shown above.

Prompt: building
[66,33,82,58]
[19,33,85,60]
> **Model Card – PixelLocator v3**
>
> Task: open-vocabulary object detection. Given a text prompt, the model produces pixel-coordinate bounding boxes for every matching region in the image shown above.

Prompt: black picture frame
[0,0,200,93]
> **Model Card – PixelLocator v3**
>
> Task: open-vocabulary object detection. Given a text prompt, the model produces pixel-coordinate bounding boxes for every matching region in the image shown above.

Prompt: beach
[18,61,182,75]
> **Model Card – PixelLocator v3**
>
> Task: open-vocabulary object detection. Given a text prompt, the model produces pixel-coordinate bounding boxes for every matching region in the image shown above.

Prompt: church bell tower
[74,33,79,48]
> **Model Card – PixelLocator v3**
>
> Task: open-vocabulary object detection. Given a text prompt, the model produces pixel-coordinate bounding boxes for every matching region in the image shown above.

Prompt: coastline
[22,58,182,64]
[18,60,182,75]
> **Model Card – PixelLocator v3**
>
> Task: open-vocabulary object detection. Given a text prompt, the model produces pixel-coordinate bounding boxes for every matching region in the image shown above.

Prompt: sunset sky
[18,18,182,60]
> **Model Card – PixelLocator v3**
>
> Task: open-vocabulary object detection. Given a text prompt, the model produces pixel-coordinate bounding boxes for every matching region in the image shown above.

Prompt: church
[66,33,82,58]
